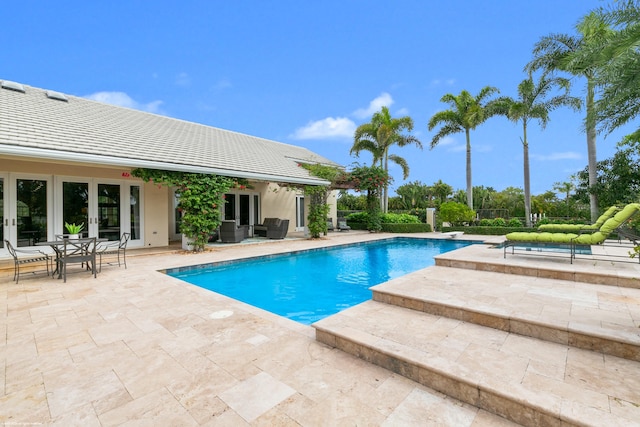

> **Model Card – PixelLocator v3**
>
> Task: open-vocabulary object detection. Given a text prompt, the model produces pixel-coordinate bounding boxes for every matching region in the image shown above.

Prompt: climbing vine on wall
[131,168,240,251]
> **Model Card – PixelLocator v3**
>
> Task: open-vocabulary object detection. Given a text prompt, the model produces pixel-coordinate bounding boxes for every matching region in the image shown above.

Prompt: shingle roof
[0,80,340,185]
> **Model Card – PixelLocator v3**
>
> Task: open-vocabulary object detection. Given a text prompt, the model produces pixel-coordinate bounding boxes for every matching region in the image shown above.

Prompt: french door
[57,178,143,246]
[223,192,260,235]
[0,174,142,256]
[1,174,53,254]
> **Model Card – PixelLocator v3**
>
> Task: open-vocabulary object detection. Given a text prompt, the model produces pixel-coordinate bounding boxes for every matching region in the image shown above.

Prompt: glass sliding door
[16,178,48,246]
[239,195,250,226]
[296,195,305,230]
[224,194,236,220]
[130,185,141,241]
[0,177,4,249]
[62,181,89,236]
[97,183,121,241]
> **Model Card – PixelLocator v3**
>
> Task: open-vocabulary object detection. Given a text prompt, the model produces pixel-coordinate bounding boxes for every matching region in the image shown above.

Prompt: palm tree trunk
[586,78,598,222]
[382,154,389,213]
[522,121,532,228]
[465,128,473,209]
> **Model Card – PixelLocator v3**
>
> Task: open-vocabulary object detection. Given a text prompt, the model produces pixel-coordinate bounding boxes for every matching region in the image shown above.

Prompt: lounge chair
[537,205,619,233]
[337,218,351,232]
[504,203,640,263]
[5,239,50,283]
[220,220,245,243]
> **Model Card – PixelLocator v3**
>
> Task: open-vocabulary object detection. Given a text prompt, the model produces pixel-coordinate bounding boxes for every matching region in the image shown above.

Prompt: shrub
[507,218,523,227]
[346,212,369,223]
[381,213,421,224]
[492,217,507,227]
[479,218,492,226]
[439,202,475,226]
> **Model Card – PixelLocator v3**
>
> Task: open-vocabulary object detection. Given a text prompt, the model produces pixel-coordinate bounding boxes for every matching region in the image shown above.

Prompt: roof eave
[0,145,331,186]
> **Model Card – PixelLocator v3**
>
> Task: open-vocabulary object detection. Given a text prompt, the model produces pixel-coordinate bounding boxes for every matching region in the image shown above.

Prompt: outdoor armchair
[96,232,130,272]
[5,239,50,283]
[220,220,245,243]
[254,218,280,237]
[59,237,97,283]
[266,219,289,239]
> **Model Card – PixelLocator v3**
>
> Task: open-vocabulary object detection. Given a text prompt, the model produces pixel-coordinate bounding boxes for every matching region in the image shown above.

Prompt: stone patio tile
[98,388,199,426]
[219,371,296,422]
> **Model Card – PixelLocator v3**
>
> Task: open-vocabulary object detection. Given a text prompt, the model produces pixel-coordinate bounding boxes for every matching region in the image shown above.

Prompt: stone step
[371,266,640,362]
[314,300,640,427]
[434,244,640,289]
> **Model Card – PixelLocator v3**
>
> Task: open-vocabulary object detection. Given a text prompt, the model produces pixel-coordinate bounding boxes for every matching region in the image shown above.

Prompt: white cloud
[84,91,164,114]
[476,144,493,153]
[436,136,456,146]
[531,152,582,161]
[290,117,356,140]
[212,78,232,90]
[352,92,394,119]
[176,72,190,87]
[430,78,456,87]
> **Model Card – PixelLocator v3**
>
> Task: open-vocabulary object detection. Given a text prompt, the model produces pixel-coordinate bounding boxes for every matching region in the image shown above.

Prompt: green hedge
[382,223,432,233]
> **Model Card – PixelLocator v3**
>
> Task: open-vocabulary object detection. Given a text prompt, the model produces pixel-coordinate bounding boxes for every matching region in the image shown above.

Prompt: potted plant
[64,222,84,239]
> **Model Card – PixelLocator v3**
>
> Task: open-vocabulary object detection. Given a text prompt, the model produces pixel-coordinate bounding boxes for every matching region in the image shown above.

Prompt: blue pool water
[166,237,477,325]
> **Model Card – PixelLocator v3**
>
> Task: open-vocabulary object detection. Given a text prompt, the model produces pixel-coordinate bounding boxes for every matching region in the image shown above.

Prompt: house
[0,79,341,253]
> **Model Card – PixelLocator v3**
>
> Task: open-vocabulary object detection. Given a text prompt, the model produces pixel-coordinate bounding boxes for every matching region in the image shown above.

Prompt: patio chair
[59,237,97,283]
[504,203,640,263]
[5,239,50,283]
[96,232,130,272]
[337,217,351,232]
[220,220,245,243]
[327,219,335,232]
[254,218,280,237]
[266,219,289,239]
[537,205,619,233]
[616,224,640,246]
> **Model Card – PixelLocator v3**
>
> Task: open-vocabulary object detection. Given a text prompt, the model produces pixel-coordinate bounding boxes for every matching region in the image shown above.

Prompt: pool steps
[314,264,640,426]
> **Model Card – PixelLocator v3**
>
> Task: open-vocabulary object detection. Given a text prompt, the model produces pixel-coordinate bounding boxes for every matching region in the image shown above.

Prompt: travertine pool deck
[1,232,639,425]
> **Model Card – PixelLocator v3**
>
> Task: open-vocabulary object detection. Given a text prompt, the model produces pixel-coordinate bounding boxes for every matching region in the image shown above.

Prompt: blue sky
[4,1,635,196]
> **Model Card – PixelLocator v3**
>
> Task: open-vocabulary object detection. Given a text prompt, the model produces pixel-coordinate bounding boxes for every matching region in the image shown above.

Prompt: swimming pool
[166,237,477,325]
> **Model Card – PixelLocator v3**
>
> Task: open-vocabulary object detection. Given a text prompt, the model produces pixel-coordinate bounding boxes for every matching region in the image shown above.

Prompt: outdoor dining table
[37,237,107,279]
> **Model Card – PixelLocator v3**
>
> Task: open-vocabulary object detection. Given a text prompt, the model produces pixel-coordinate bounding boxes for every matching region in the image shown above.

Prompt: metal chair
[59,237,97,283]
[96,232,130,272]
[5,239,50,283]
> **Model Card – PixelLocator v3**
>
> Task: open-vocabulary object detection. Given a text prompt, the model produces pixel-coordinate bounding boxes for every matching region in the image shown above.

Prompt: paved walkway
[1,232,638,425]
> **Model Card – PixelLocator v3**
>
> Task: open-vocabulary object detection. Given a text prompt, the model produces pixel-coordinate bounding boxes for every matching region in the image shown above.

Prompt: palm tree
[553,180,575,209]
[591,2,640,141]
[526,11,613,222]
[428,86,501,209]
[351,106,422,212]
[497,74,581,227]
